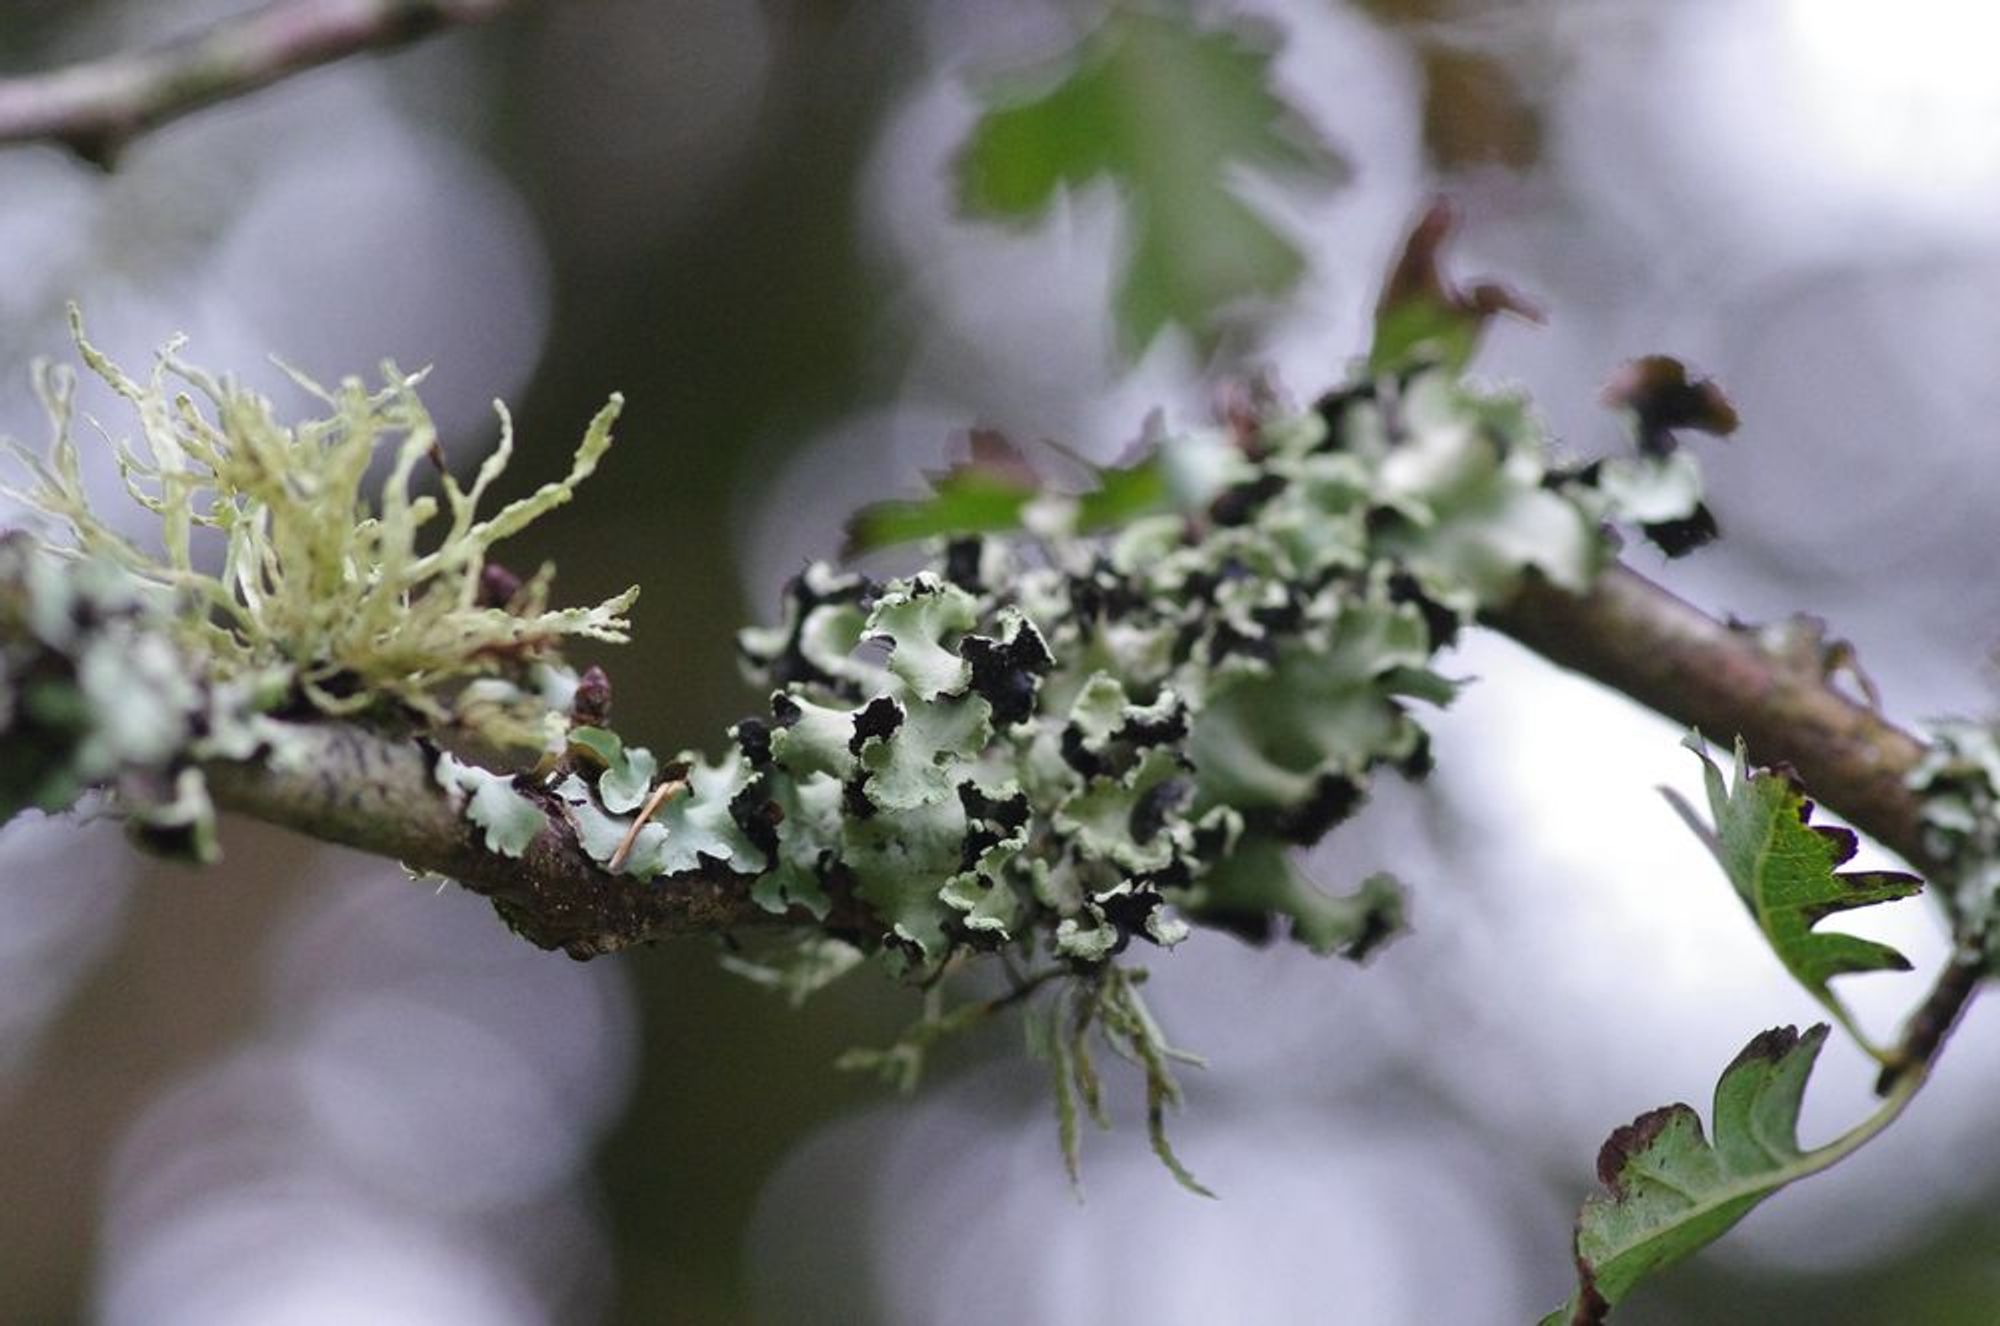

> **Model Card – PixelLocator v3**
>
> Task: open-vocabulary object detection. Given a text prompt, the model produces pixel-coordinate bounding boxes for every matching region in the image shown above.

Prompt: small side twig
[0,0,520,167]
[1878,947,1987,1094]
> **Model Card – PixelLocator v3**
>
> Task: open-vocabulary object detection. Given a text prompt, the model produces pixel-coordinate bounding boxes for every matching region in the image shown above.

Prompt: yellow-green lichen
[3,308,634,744]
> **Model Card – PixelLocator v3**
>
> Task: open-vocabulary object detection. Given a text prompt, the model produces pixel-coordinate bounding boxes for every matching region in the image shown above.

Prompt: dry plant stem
[0,0,518,166]
[607,778,687,873]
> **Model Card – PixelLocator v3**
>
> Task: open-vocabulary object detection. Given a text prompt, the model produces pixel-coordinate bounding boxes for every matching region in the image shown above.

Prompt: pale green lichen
[1908,720,2000,965]
[4,308,634,739]
[605,374,1701,931]
[1,300,1720,1190]
[565,726,658,814]
[434,752,546,858]
[1,313,641,862]
[515,353,1708,1185]
[0,532,268,858]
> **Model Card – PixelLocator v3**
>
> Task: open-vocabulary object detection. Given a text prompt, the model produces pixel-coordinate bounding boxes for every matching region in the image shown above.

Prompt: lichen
[1,312,642,861]
[434,752,545,858]
[4,307,634,742]
[1,292,1719,1189]
[640,364,1660,974]
[520,353,1710,1183]
[0,532,254,858]
[1908,720,2000,966]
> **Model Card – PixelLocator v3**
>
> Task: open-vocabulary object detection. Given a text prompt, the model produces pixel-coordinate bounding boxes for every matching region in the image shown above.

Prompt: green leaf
[1076,454,1170,529]
[1547,1024,1919,1324]
[843,430,1041,557]
[1370,201,1539,375]
[844,474,1034,557]
[841,432,1167,558]
[1675,736,1923,1053]
[959,9,1344,353]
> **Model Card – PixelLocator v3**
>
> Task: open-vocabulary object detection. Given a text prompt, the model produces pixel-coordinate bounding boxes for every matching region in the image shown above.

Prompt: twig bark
[1487,566,1983,1082]
[1487,566,1937,872]
[0,0,518,166]
[199,722,862,959]
[1878,947,1985,1092]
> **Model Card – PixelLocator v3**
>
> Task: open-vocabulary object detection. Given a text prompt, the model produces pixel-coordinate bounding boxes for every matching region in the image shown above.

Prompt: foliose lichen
[550,362,1701,975]
[0,291,1714,1187]
[1908,720,2000,965]
[0,531,275,859]
[518,347,1706,1183]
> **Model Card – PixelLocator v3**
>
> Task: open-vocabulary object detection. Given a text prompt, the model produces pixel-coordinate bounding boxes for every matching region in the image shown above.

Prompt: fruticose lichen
[1,309,633,856]
[6,308,632,736]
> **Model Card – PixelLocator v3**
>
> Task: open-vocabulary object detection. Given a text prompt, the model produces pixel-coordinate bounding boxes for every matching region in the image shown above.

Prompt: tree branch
[1488,567,1985,1084]
[0,0,519,166]
[1487,566,1936,872]
[170,560,1946,959]
[198,721,861,959]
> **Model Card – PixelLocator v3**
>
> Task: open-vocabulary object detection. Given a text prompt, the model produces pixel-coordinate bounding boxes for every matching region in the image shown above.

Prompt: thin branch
[1487,565,1937,873]
[198,721,865,960]
[0,0,519,166]
[1878,947,1986,1093]
[1491,567,1986,1084]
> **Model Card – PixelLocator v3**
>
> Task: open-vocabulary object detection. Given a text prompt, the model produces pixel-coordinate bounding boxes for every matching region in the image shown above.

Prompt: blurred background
[2,0,1998,1321]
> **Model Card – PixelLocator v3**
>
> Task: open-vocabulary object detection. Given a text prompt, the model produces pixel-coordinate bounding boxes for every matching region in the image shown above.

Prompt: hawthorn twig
[0,0,519,166]
[1487,566,1936,873]
[1492,566,1986,1082]
[196,723,864,959]
[170,559,1967,961]
[1878,946,1986,1093]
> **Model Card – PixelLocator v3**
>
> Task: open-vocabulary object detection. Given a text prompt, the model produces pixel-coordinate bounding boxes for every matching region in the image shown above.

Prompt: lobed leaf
[959,9,1344,353]
[1546,1026,1822,1323]
[1545,1022,1922,1324]
[1370,200,1539,375]
[842,433,1167,558]
[1674,736,1923,1051]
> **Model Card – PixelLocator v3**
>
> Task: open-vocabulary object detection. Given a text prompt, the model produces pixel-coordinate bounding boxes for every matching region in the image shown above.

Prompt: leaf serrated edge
[1550,1022,1927,1323]
[1677,731,1923,1062]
